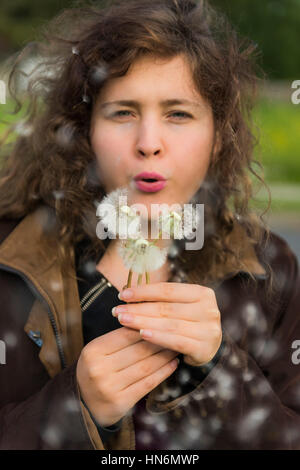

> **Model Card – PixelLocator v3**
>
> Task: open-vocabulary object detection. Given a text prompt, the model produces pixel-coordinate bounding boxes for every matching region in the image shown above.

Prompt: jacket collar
[0,203,266,372]
[0,204,84,374]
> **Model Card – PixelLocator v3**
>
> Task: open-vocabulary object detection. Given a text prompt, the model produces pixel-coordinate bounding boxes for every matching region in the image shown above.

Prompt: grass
[252,97,300,183]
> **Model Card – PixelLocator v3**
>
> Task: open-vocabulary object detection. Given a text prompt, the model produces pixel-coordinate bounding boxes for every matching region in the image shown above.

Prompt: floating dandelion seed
[71,46,80,56]
[178,368,191,385]
[236,407,270,441]
[50,280,62,292]
[82,94,90,104]
[53,190,64,200]
[3,332,17,347]
[41,425,63,447]
[89,64,109,86]
[138,431,152,445]
[55,123,75,148]
[14,120,33,137]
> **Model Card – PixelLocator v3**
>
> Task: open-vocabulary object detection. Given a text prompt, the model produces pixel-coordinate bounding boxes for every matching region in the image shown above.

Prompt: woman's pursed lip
[134,179,167,193]
[133,171,166,181]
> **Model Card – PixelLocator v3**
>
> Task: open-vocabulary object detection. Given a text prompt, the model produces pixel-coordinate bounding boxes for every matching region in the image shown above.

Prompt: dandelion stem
[137,274,143,285]
[127,269,133,288]
[145,271,150,284]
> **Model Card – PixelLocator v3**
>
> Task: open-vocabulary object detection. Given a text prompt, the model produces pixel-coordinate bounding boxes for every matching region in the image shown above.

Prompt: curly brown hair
[0,0,272,290]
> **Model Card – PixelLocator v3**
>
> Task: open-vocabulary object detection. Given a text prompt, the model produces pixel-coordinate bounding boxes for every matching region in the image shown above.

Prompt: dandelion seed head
[134,238,149,254]
[120,205,134,216]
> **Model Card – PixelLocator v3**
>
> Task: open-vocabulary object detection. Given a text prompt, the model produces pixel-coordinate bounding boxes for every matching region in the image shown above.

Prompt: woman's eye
[112,110,191,119]
[113,110,132,117]
[169,111,191,119]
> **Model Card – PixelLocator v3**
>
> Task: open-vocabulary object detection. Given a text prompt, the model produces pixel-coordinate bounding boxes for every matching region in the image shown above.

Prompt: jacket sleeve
[0,360,105,450]
[80,396,123,443]
[145,249,300,450]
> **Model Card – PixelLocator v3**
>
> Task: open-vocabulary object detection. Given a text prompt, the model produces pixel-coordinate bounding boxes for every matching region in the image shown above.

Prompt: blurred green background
[0,0,299,218]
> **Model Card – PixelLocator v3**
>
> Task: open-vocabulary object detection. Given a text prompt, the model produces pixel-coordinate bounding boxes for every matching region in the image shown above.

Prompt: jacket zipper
[0,263,67,369]
[80,277,112,312]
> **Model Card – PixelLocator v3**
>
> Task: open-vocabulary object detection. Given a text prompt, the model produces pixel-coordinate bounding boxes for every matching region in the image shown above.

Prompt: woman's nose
[137,148,161,158]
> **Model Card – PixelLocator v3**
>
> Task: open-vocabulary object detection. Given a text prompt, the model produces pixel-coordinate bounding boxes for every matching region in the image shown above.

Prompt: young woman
[0,0,299,450]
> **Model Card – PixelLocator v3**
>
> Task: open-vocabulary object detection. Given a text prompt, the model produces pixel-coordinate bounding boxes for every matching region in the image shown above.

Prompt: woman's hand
[76,328,179,428]
[113,282,223,367]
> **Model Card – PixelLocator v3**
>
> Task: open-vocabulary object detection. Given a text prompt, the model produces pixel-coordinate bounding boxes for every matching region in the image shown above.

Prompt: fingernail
[118,289,133,300]
[140,329,152,338]
[112,305,127,316]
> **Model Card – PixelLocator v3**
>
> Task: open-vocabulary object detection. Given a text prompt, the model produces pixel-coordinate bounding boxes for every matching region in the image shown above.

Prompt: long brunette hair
[0,0,272,287]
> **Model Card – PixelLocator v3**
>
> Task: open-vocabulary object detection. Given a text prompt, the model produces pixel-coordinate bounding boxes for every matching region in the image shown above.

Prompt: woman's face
[90,54,218,213]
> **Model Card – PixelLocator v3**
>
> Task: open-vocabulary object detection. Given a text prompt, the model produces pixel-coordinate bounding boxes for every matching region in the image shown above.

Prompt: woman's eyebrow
[99,99,203,109]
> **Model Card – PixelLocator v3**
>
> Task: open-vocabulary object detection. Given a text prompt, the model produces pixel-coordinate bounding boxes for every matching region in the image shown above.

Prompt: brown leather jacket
[0,204,299,450]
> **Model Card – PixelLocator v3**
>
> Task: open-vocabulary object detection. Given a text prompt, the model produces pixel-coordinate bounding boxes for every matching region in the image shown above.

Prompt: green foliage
[252,98,300,183]
[212,0,300,79]
[0,0,300,79]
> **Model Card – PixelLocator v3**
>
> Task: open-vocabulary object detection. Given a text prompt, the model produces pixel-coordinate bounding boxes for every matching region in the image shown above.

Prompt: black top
[75,238,225,444]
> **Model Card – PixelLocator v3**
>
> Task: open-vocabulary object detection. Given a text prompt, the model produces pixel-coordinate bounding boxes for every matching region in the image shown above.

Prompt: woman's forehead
[93,55,205,109]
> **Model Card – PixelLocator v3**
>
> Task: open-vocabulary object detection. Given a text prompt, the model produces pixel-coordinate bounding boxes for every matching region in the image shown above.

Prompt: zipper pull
[28,330,43,347]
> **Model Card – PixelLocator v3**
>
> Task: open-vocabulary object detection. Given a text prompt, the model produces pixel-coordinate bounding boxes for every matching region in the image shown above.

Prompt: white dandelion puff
[159,209,183,239]
[96,187,199,288]
[158,205,200,240]
[117,237,168,274]
[97,187,140,238]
